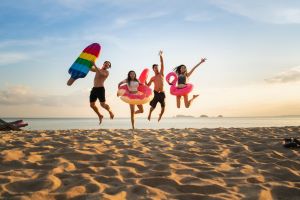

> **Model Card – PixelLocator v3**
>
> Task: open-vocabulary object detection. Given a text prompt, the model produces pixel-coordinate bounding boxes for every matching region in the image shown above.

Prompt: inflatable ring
[118,69,153,105]
[166,72,193,96]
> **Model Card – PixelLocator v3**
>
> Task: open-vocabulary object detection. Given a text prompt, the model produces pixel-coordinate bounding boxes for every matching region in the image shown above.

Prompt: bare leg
[100,102,114,119]
[184,94,199,108]
[130,104,135,129]
[90,102,103,124]
[176,96,181,108]
[148,107,154,121]
[158,106,165,122]
[135,105,144,114]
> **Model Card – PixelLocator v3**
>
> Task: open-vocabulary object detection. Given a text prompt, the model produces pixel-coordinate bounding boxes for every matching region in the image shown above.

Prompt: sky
[0,0,300,118]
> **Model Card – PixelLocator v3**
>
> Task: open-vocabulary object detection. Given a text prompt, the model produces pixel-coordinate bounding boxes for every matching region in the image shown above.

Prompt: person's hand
[200,58,207,63]
[159,50,163,56]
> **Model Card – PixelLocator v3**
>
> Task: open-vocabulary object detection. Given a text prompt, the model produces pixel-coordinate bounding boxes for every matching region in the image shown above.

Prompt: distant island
[200,115,208,118]
[174,115,195,118]
[217,115,223,118]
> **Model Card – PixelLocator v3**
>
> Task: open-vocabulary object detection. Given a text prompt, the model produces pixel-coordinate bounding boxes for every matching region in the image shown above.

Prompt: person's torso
[127,81,139,92]
[94,69,107,87]
[178,74,186,84]
[152,73,164,92]
[177,74,187,88]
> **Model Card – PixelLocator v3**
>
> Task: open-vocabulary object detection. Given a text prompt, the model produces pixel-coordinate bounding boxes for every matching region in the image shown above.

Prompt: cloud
[0,85,36,105]
[55,0,96,9]
[0,37,77,65]
[27,0,154,20]
[211,0,300,24]
[7,0,300,26]
[198,82,300,116]
[0,53,29,65]
[0,39,40,49]
[114,11,169,28]
[55,0,144,9]
[265,66,300,83]
[0,85,88,106]
[184,12,216,22]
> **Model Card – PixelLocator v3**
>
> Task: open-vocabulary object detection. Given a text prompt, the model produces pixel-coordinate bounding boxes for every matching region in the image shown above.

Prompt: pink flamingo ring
[166,72,193,96]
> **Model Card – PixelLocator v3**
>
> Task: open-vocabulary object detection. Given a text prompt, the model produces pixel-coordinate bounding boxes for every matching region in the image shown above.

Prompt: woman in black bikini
[173,58,206,108]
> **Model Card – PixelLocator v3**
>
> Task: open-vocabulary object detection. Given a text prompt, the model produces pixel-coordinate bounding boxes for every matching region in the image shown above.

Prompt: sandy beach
[0,127,300,200]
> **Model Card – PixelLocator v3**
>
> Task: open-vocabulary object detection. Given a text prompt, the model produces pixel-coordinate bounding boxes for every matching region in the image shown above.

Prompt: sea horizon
[3,116,300,130]
[3,115,300,119]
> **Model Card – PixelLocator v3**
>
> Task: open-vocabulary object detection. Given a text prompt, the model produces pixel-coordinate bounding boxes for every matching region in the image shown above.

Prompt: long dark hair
[173,65,187,76]
[127,70,139,85]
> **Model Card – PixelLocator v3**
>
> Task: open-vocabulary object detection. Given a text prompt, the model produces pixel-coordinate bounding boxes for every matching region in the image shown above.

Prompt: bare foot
[135,109,143,114]
[109,111,114,119]
[158,114,163,122]
[193,94,199,100]
[98,115,104,124]
[148,115,151,121]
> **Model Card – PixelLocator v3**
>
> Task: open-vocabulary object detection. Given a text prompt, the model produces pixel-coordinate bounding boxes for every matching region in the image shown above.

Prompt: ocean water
[3,117,300,130]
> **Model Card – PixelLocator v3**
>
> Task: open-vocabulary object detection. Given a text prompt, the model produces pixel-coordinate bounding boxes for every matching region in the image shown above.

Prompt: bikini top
[127,81,139,92]
[178,74,187,85]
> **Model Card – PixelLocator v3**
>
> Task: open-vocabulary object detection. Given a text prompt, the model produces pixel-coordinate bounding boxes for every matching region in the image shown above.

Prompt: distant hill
[199,115,208,118]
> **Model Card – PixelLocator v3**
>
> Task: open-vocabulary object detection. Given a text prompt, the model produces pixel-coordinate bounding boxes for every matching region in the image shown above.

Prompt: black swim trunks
[90,87,105,103]
[150,91,165,108]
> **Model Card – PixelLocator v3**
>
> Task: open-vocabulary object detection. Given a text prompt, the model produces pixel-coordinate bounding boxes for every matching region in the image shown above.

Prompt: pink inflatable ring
[166,72,193,96]
[117,69,153,105]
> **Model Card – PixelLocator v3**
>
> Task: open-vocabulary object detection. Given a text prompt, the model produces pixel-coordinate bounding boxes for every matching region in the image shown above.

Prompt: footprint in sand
[5,175,61,193]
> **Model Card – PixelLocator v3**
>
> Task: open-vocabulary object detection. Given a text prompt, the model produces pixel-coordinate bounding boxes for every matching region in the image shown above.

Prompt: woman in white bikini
[118,70,144,129]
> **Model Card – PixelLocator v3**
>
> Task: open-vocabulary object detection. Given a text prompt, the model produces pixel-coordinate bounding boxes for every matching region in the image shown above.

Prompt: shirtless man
[147,50,165,122]
[90,61,114,124]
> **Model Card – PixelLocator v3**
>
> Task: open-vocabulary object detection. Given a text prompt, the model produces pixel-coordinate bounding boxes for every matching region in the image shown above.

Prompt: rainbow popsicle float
[67,43,101,86]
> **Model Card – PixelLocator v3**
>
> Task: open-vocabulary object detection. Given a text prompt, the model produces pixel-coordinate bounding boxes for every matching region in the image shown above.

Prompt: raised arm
[92,63,109,77]
[187,58,206,77]
[159,50,164,76]
[90,62,99,73]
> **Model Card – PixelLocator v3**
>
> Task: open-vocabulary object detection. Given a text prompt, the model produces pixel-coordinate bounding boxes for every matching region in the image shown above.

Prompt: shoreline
[2,117,300,131]
[2,115,300,119]
[3,125,300,131]
[4,126,300,132]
